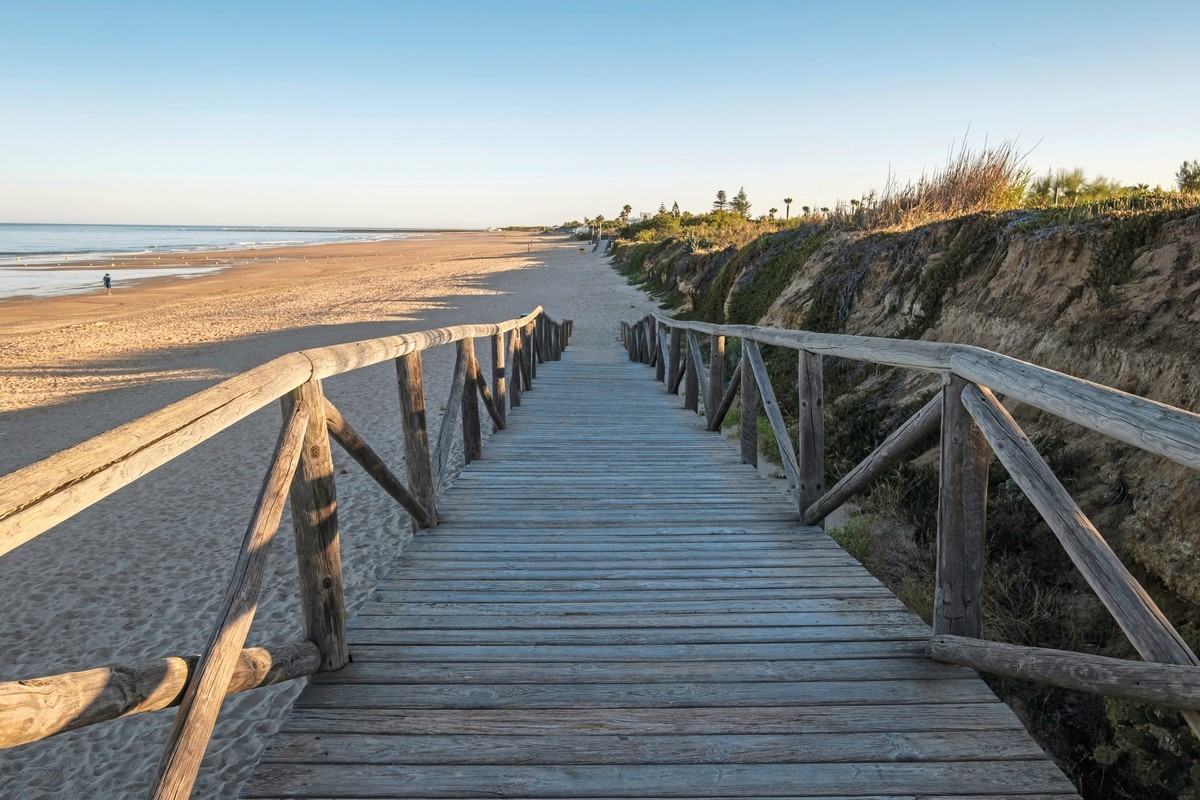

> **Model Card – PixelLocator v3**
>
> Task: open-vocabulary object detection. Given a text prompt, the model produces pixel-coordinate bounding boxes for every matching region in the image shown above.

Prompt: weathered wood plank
[742,341,799,486]
[961,383,1200,735]
[0,641,319,749]
[262,729,1046,765]
[323,398,432,528]
[931,634,1200,710]
[667,327,683,394]
[241,761,1075,798]
[705,334,725,430]
[797,349,825,525]
[933,375,987,638]
[394,351,437,527]
[294,678,999,710]
[432,343,469,492]
[281,383,348,672]
[805,391,941,525]
[150,401,309,800]
[272,702,1028,735]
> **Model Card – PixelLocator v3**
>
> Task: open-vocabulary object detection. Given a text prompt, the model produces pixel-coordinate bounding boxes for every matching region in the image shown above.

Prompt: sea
[0,223,422,299]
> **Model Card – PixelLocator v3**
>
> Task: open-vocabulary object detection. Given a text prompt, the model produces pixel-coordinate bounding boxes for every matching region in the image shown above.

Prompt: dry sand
[0,232,661,797]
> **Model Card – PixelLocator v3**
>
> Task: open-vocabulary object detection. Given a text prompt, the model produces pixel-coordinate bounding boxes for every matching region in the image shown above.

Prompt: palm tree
[783,197,793,219]
[768,207,778,220]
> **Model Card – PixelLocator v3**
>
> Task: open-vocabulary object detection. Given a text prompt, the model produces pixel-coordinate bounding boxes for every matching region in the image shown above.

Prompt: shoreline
[0,231,662,797]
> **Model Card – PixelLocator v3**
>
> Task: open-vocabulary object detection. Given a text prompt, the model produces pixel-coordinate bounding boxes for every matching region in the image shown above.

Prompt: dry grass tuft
[829,140,1030,232]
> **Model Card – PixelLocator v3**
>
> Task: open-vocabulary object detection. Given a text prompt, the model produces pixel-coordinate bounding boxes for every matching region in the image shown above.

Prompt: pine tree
[730,187,752,218]
[713,190,728,210]
[1177,160,1200,193]
[658,202,667,214]
[671,201,680,217]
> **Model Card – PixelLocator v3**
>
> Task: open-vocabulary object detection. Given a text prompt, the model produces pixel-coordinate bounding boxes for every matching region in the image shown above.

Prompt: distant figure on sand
[102,272,112,295]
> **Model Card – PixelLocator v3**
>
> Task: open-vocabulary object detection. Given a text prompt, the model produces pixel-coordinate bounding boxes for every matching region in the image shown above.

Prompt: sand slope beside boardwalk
[0,233,658,798]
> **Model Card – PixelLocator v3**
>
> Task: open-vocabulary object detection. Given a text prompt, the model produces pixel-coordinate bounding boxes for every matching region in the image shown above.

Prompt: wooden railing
[622,311,1200,737]
[0,308,572,798]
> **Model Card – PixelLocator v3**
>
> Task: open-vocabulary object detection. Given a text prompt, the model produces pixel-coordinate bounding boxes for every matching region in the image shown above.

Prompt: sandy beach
[0,232,660,797]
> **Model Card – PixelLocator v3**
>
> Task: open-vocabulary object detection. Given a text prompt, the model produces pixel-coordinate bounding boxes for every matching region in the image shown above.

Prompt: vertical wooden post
[654,323,667,383]
[934,373,988,637]
[642,320,653,365]
[684,337,700,412]
[797,350,825,527]
[281,380,347,672]
[667,328,682,394]
[706,335,725,430]
[740,341,759,467]
[395,352,437,528]
[530,321,540,376]
[508,332,522,407]
[491,332,507,425]
[460,339,482,463]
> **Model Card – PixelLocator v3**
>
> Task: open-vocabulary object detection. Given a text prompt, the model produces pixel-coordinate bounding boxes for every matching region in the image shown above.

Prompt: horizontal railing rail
[622,311,1200,737]
[0,307,572,799]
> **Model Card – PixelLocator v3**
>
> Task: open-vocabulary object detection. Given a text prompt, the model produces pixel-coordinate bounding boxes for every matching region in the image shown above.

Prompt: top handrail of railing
[0,306,544,557]
[646,311,1200,472]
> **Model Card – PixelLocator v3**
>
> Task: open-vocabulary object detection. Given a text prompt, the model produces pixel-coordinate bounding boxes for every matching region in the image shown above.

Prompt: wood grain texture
[492,331,507,425]
[323,398,432,528]
[0,353,312,557]
[705,335,725,430]
[804,391,941,525]
[743,340,800,487]
[931,634,1200,710]
[242,341,1076,799]
[282,382,349,672]
[395,351,437,528]
[301,307,542,381]
[646,310,1200,470]
[0,641,319,749]
[933,375,987,638]
[961,383,1200,736]
[667,327,683,395]
[151,401,309,800]
[740,342,759,466]
[459,339,482,463]
[433,344,470,493]
[797,349,825,525]
[686,331,710,413]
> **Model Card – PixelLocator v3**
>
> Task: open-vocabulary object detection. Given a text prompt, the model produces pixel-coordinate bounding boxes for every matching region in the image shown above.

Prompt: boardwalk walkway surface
[240,340,1079,799]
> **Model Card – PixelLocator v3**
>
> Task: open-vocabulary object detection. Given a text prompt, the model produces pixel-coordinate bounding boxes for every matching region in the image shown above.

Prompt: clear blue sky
[3,1,1198,228]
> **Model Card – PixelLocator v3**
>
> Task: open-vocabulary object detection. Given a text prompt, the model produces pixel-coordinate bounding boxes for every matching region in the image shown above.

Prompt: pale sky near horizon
[3,1,1198,229]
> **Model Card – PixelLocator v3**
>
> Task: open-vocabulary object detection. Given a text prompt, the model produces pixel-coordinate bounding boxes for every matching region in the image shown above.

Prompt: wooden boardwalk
[241,342,1079,799]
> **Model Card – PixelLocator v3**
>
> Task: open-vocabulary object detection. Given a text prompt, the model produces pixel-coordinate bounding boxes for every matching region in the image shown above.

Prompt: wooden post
[460,339,482,463]
[281,381,348,672]
[642,319,653,365]
[491,332,507,425]
[323,398,432,529]
[798,350,825,526]
[934,373,988,637]
[395,352,437,528]
[706,335,725,430]
[654,323,666,383]
[683,336,699,412]
[508,332,522,408]
[667,328,682,394]
[740,341,759,466]
[150,404,309,800]
[528,323,538,378]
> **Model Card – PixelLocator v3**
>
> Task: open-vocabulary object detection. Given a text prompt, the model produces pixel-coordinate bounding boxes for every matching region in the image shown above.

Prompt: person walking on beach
[102,272,112,295]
